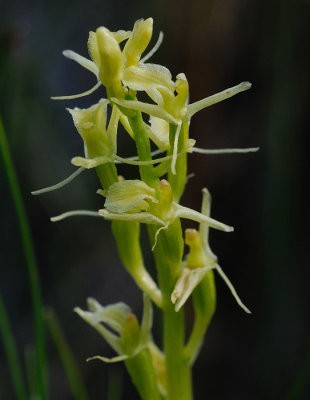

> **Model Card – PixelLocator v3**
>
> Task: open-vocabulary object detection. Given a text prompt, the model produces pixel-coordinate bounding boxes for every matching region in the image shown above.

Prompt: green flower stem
[125,348,161,400]
[184,272,216,365]
[149,220,193,400]
[95,162,118,190]
[168,122,188,202]
[111,220,163,308]
[0,115,47,399]
[128,111,158,188]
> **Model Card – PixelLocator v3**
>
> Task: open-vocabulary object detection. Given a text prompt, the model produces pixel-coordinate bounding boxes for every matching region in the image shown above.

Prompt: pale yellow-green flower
[171,188,251,313]
[52,18,170,101]
[74,294,153,363]
[67,99,118,160]
[114,79,255,172]
[98,179,233,252]
[100,179,158,213]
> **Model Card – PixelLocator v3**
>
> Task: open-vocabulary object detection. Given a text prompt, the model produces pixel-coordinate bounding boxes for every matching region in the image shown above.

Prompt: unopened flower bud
[95,27,123,87]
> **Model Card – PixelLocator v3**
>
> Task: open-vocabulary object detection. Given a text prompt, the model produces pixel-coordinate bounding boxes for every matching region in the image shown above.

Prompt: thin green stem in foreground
[44,308,89,400]
[0,115,47,399]
[0,294,27,400]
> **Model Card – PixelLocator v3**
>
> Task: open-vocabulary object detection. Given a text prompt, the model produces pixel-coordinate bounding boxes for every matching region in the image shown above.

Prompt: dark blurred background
[1,0,309,399]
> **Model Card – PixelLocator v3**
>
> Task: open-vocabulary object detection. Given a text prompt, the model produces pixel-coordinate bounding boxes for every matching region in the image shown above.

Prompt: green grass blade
[285,344,310,400]
[0,294,27,400]
[24,346,38,399]
[0,115,47,399]
[107,368,122,400]
[44,308,89,400]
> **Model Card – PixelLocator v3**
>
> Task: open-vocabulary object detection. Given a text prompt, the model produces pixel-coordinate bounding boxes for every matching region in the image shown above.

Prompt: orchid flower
[171,188,251,313]
[97,179,233,251]
[52,18,168,101]
[112,78,257,174]
[75,294,153,363]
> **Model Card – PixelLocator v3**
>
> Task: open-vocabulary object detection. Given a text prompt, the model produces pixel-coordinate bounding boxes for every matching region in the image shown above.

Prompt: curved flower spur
[32,17,258,400]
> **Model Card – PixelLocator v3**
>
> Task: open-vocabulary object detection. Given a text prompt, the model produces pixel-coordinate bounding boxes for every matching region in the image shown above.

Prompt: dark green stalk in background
[44,308,89,400]
[0,115,47,399]
[0,294,27,400]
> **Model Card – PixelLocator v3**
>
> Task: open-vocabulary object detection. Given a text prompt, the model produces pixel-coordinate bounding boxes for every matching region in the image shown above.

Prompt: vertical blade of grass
[0,115,47,399]
[24,346,39,399]
[107,368,122,400]
[0,294,27,400]
[44,308,89,400]
[285,344,310,400]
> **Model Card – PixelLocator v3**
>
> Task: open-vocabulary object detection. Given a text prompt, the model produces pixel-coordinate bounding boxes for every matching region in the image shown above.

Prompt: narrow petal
[171,122,182,175]
[31,167,85,195]
[113,149,164,164]
[88,31,100,66]
[50,210,100,222]
[152,223,169,251]
[200,188,211,247]
[99,209,165,226]
[51,81,101,100]
[123,18,153,67]
[111,98,178,124]
[174,204,234,232]
[215,264,251,314]
[63,50,99,76]
[107,105,120,154]
[112,30,131,43]
[114,154,173,166]
[187,81,252,119]
[119,114,134,139]
[140,31,164,63]
[87,354,129,363]
[145,88,164,106]
[192,146,259,154]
